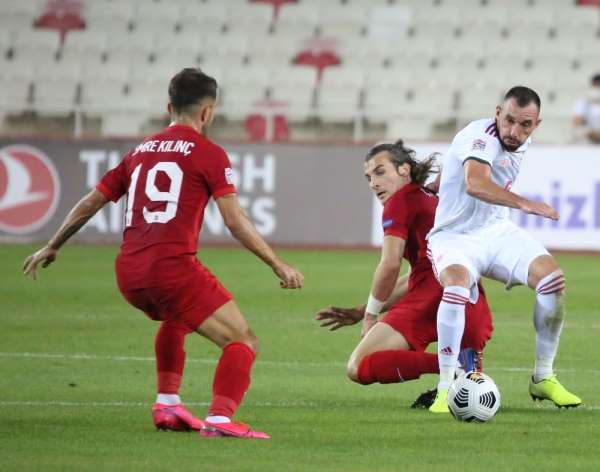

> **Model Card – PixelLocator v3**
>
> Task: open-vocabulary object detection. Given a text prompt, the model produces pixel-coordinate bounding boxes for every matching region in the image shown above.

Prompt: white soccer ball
[448,371,501,422]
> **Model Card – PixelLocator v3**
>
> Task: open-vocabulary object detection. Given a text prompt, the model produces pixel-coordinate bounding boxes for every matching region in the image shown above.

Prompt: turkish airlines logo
[0,145,60,234]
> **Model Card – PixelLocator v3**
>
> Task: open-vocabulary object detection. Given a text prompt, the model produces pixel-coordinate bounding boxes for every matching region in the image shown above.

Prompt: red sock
[209,342,256,418]
[357,350,438,385]
[155,321,192,395]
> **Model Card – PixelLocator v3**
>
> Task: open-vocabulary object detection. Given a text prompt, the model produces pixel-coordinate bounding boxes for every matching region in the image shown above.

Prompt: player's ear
[398,162,411,178]
[167,103,173,115]
[495,105,502,118]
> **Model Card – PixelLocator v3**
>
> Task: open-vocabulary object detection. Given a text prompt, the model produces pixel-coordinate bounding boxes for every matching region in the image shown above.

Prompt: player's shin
[155,321,191,401]
[208,342,256,421]
[533,271,566,382]
[437,286,469,390]
[357,350,438,384]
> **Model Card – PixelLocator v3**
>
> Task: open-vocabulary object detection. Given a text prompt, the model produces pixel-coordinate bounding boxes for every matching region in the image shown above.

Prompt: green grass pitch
[2,245,599,471]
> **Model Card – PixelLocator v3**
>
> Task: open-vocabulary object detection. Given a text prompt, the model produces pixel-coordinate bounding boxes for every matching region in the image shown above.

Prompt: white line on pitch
[0,400,597,411]
[1,351,598,374]
[0,400,318,408]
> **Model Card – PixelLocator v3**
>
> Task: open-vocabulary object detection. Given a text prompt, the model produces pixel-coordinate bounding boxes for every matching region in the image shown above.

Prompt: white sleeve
[453,127,502,167]
[573,99,587,118]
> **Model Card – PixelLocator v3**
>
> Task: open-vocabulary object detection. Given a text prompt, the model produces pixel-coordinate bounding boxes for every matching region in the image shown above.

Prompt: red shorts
[381,274,493,352]
[116,256,232,331]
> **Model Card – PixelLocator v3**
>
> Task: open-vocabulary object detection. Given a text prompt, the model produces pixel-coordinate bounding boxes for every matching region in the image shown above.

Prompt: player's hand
[273,262,304,289]
[521,200,559,220]
[360,314,378,338]
[315,305,365,331]
[22,245,58,280]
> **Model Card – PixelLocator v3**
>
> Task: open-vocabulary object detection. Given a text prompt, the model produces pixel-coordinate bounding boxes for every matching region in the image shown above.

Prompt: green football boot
[429,388,450,413]
[529,375,582,408]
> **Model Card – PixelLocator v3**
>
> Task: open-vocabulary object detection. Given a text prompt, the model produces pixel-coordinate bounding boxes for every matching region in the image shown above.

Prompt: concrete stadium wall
[1,138,599,250]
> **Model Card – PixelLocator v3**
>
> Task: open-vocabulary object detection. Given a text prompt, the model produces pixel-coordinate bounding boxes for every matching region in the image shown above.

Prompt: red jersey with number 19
[96,124,236,288]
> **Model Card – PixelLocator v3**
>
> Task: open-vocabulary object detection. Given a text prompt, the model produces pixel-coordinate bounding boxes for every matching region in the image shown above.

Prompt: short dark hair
[365,139,438,186]
[168,68,217,115]
[504,86,541,110]
[591,73,600,84]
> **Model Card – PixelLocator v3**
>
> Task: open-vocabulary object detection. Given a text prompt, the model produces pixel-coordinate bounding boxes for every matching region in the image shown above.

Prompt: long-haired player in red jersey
[23,68,304,439]
[316,140,493,410]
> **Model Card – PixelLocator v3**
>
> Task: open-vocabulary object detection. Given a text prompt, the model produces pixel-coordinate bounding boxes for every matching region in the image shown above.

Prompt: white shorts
[427,219,549,302]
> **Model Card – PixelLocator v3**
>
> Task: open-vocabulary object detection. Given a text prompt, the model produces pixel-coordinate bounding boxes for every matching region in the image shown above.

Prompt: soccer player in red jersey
[316,140,493,410]
[23,68,304,439]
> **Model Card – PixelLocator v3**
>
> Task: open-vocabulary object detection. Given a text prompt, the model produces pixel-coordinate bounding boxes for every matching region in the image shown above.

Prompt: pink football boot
[152,403,204,431]
[199,421,270,439]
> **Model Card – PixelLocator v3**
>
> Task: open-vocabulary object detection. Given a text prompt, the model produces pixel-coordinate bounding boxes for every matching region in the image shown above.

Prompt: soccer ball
[448,371,501,422]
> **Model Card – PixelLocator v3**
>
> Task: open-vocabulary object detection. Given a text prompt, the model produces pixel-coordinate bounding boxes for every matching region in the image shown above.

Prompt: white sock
[437,286,469,390]
[156,393,181,405]
[206,415,231,424]
[533,271,565,382]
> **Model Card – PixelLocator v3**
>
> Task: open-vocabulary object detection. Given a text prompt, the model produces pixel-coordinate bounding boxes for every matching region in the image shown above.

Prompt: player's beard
[499,135,521,152]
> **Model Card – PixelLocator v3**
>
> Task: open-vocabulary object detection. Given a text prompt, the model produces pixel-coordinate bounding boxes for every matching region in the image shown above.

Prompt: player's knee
[535,269,566,297]
[241,333,259,355]
[346,360,360,383]
[440,265,470,288]
[347,356,370,384]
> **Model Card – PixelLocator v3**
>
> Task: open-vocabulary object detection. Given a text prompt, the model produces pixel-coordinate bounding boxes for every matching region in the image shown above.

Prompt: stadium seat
[131,2,181,33]
[122,80,168,117]
[0,57,36,82]
[106,30,157,59]
[337,36,395,69]
[414,6,461,29]
[316,5,366,38]
[80,78,127,116]
[317,67,364,123]
[247,31,305,67]
[0,77,31,114]
[178,3,227,36]
[83,1,133,32]
[32,77,78,117]
[457,83,505,125]
[227,3,274,36]
[366,6,413,40]
[269,66,317,121]
[363,80,410,124]
[385,116,434,141]
[12,30,61,60]
[533,116,574,144]
[198,34,248,67]
[60,30,108,59]
[220,67,270,121]
[274,4,319,37]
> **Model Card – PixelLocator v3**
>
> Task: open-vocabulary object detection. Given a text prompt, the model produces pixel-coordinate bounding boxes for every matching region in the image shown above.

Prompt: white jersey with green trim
[429,118,531,236]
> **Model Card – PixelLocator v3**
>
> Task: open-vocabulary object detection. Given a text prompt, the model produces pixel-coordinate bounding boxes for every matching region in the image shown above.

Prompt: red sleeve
[95,155,129,202]
[203,145,237,198]
[382,193,412,239]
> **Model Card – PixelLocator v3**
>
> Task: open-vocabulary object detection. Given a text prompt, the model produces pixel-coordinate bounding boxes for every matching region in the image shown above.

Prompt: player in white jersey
[427,86,582,412]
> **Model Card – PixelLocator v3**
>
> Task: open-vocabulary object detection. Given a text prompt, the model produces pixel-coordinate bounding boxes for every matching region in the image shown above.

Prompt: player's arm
[361,235,405,336]
[384,271,410,308]
[216,193,303,289]
[464,159,558,220]
[22,189,109,279]
[315,271,409,331]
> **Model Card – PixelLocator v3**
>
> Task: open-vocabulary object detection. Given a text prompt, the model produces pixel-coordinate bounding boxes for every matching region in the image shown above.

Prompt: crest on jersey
[471,139,487,151]
[224,167,234,185]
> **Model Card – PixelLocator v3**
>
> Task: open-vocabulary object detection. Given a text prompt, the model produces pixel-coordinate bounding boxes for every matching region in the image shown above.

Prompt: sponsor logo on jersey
[471,139,487,151]
[0,145,60,234]
[382,218,394,229]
